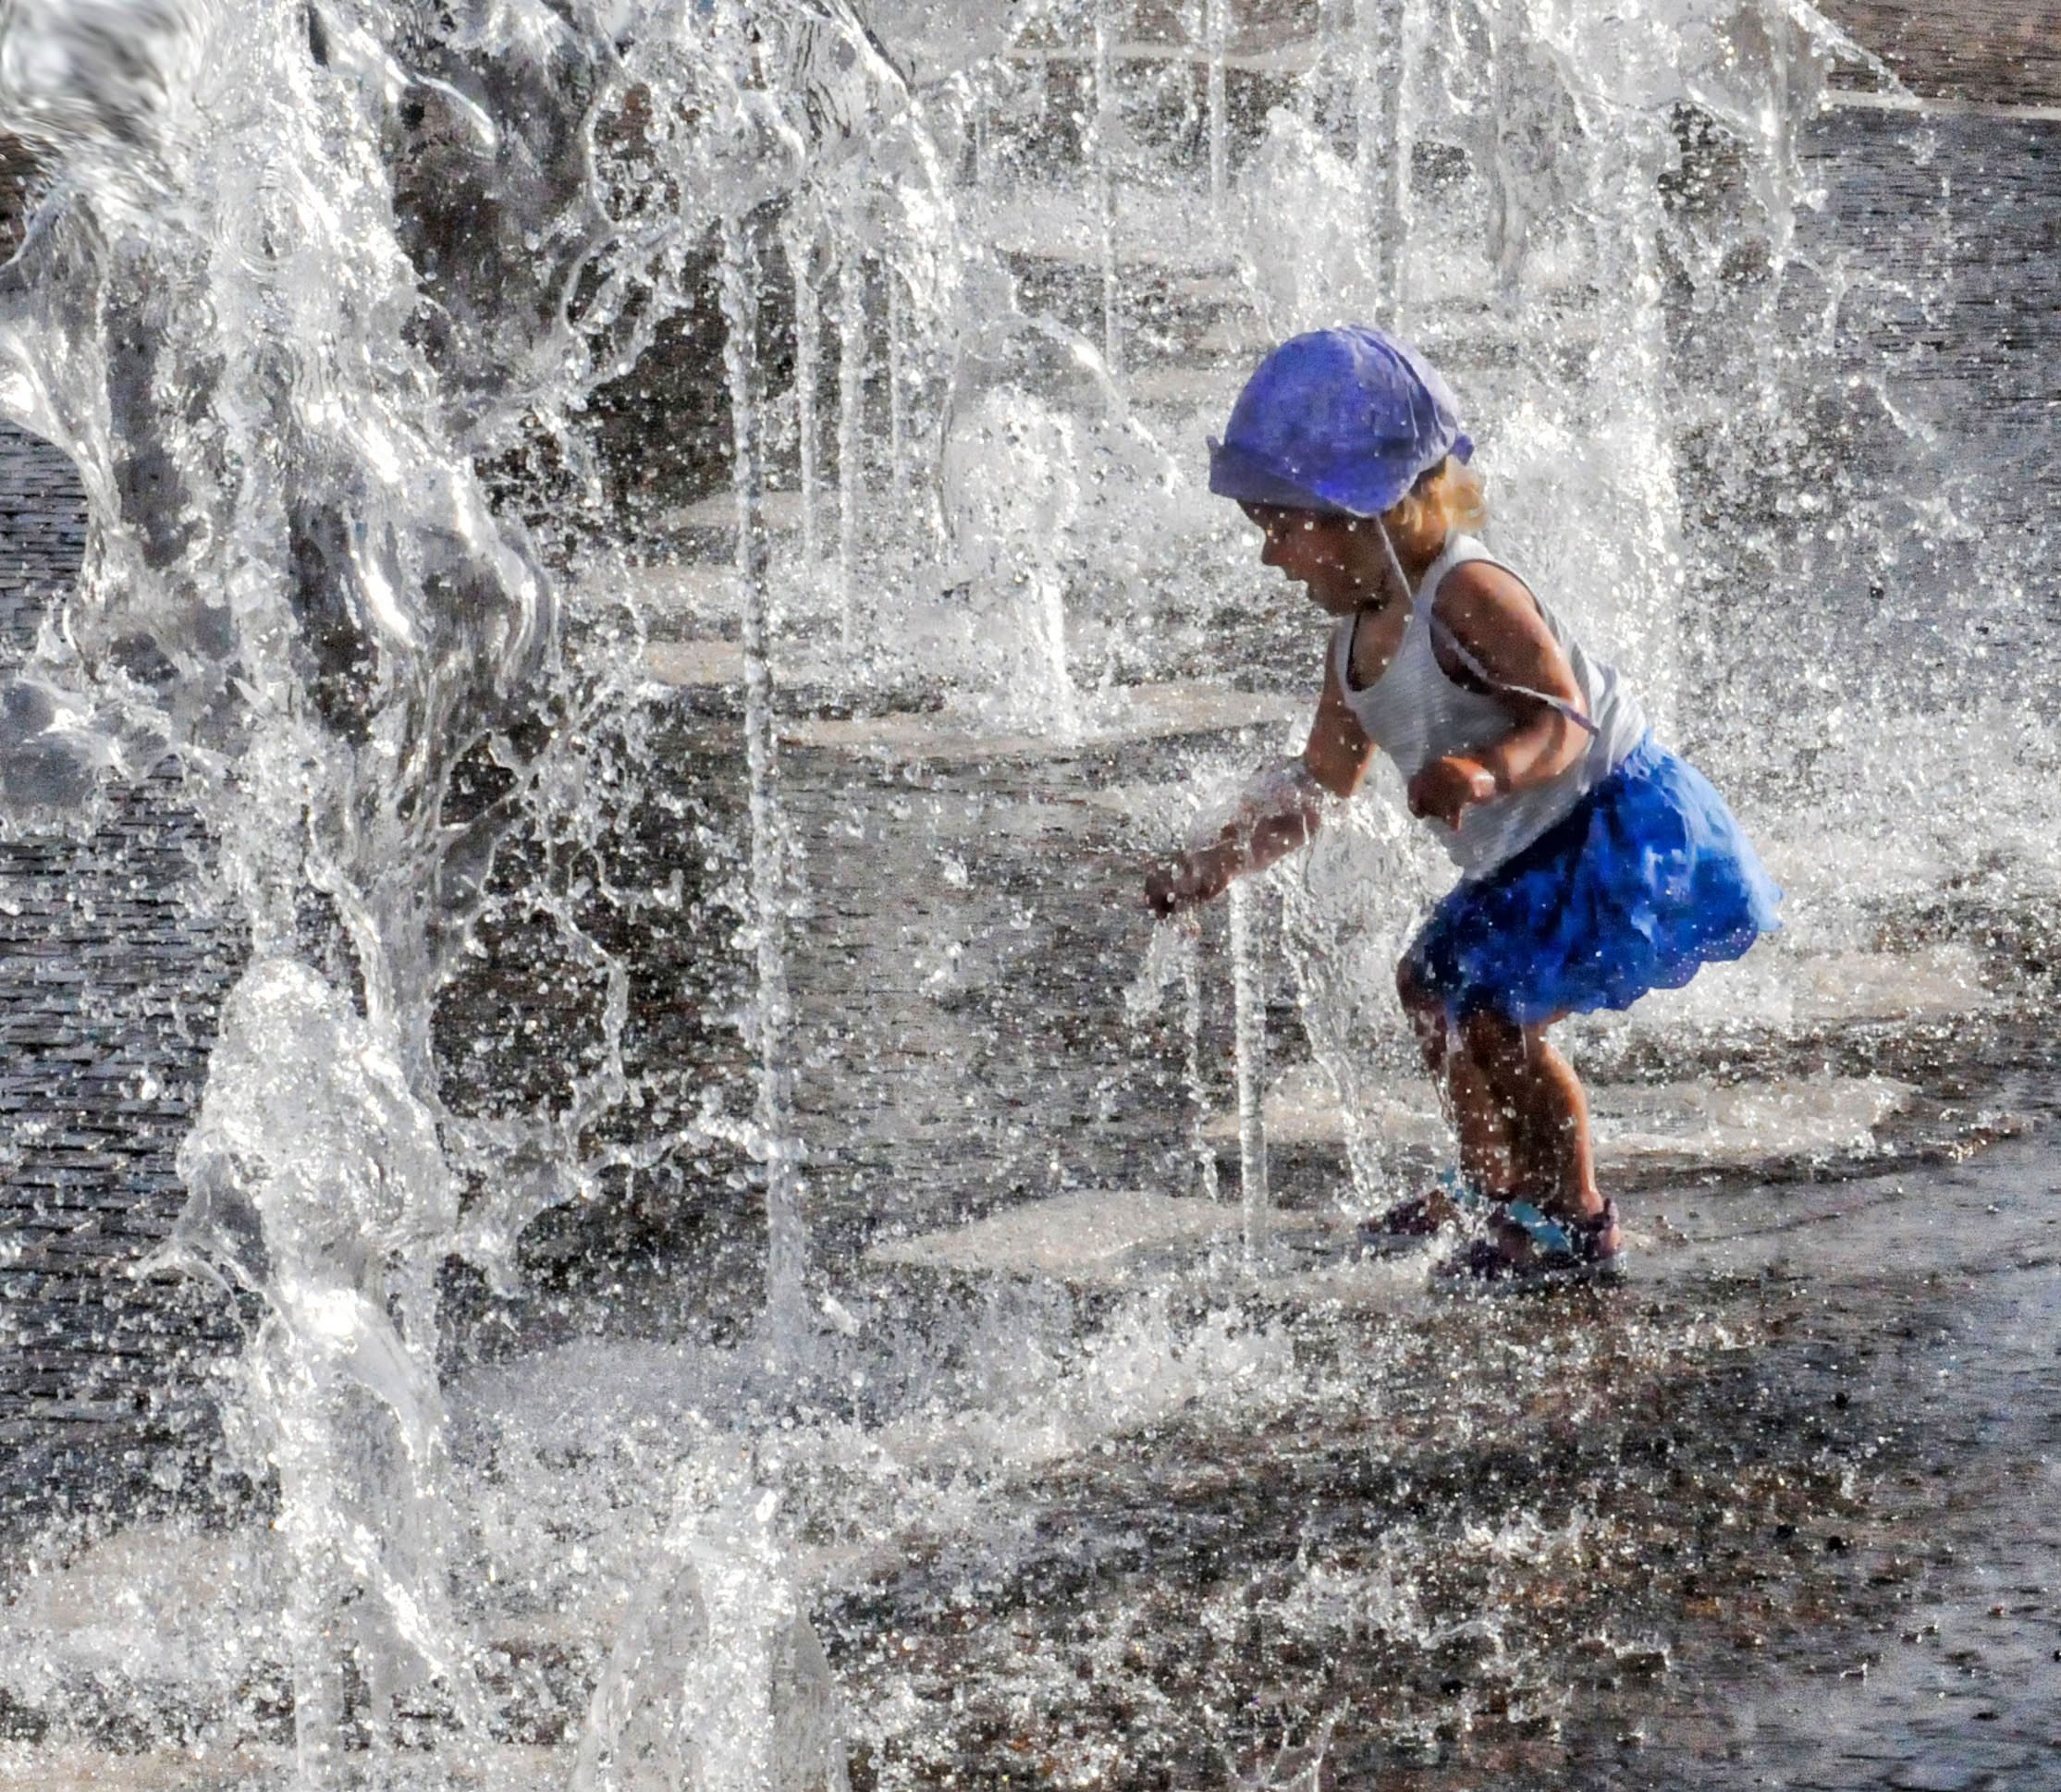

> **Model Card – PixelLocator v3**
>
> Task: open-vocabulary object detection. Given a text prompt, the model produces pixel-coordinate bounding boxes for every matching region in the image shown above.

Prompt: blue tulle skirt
[1404,735,1782,1026]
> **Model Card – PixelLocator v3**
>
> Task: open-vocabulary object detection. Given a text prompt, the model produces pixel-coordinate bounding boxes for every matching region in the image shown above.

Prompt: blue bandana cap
[1208,325,1473,517]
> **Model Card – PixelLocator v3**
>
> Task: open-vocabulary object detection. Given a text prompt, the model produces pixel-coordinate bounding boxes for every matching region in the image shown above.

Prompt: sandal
[1356,1172,1486,1254]
[1435,1197,1625,1285]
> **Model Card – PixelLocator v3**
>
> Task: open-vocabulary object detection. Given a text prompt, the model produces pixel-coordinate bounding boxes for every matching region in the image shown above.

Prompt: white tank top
[1331,533,1649,878]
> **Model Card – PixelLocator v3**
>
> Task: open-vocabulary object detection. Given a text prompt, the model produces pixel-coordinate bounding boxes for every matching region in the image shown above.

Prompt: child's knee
[1456,1006,1524,1069]
[1395,960,1435,1018]
[1395,964,1443,1050]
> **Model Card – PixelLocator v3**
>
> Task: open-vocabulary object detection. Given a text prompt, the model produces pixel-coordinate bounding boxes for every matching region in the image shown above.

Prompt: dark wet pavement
[0,423,242,1515]
[806,1087,2061,1791]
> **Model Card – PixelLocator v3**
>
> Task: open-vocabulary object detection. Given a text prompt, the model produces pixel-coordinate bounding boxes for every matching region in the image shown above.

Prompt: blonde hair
[1380,455,1488,553]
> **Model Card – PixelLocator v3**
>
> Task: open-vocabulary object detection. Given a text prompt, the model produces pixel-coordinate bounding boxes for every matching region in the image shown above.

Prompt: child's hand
[1406,755,1497,829]
[1144,848,1231,918]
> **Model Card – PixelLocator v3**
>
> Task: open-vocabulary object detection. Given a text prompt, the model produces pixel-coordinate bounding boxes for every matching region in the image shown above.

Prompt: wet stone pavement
[0,422,242,1520]
[804,1100,2061,1792]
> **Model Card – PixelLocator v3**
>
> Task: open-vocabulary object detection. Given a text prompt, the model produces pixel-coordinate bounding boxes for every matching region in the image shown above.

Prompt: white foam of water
[865,1187,1236,1276]
[445,1284,1295,1581]
[938,387,1084,739]
[0,1526,283,1717]
[152,959,475,1767]
[1228,877,1270,1250]
[851,1297,1296,1488]
[570,1492,845,1792]
[1270,1535,1427,1647]
[0,1741,568,1790]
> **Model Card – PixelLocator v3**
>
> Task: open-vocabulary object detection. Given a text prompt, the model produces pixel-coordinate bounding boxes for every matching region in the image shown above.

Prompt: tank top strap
[1413,533,1600,740]
[1410,532,1492,613]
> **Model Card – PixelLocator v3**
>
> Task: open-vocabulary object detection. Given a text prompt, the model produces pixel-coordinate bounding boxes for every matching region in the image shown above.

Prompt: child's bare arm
[1144,660,1375,916]
[1304,654,1378,798]
[1408,561,1589,828]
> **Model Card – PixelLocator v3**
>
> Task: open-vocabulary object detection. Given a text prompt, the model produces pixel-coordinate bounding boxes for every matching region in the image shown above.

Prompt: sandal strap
[1494,1197,1619,1265]
[1498,1198,1575,1258]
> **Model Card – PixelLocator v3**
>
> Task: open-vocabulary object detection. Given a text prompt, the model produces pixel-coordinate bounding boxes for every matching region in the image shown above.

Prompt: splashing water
[0,0,2047,1782]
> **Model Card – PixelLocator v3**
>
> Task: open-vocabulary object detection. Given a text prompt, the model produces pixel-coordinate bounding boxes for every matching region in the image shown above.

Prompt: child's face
[1240,504,1381,617]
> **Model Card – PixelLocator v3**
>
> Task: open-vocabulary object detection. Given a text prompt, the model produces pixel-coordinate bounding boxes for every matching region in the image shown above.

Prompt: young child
[1146,325,1781,1278]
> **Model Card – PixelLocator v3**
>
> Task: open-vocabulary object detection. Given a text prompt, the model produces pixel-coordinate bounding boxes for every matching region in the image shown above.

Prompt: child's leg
[1448,1051,1517,1197]
[1397,964,1515,1197]
[1514,1022,1602,1221]
[1454,1010,1603,1223]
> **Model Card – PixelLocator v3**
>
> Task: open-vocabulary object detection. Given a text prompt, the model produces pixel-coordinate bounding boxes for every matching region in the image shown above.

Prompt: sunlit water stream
[0,0,2057,1786]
